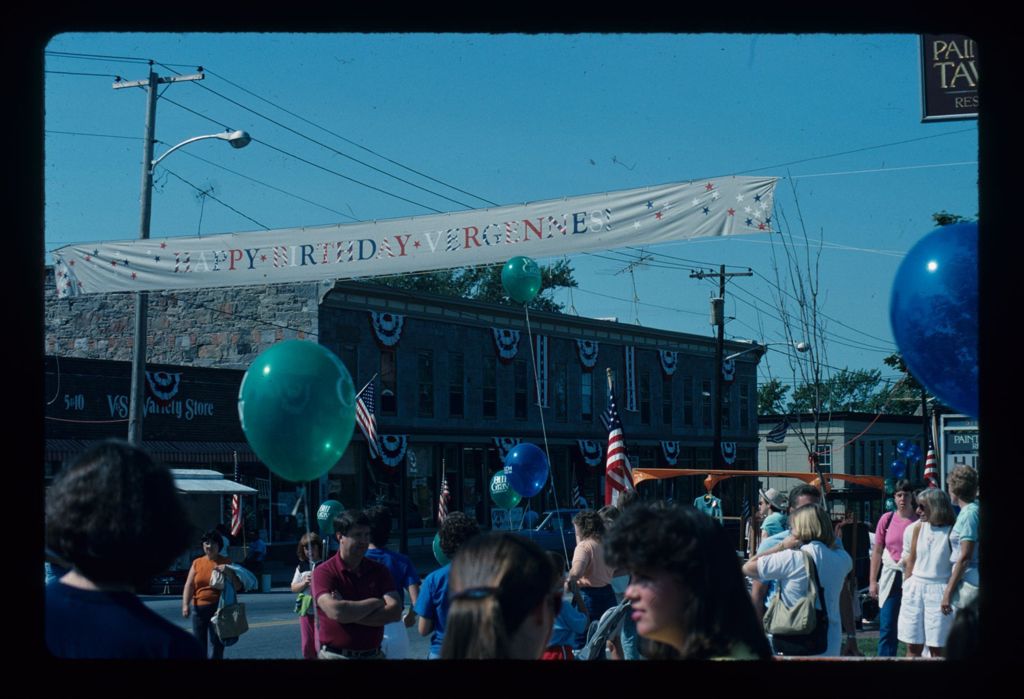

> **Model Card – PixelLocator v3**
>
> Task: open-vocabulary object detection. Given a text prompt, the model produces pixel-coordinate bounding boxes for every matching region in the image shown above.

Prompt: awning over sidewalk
[172,469,257,495]
[44,439,261,465]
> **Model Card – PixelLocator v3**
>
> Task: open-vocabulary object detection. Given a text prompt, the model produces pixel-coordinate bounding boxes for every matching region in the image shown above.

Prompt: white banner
[52,177,777,297]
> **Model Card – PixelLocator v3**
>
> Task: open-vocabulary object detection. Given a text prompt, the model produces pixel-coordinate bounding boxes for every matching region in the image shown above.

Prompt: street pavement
[142,589,433,659]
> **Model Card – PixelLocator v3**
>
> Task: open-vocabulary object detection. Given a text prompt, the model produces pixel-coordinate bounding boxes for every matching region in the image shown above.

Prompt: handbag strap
[800,550,827,621]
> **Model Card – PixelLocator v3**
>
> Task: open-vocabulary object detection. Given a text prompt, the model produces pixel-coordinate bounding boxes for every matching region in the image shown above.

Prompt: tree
[758,378,791,416]
[371,258,578,312]
[789,368,917,416]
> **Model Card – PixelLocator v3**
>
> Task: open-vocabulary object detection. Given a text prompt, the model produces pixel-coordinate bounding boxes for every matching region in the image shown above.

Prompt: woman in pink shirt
[868,479,917,657]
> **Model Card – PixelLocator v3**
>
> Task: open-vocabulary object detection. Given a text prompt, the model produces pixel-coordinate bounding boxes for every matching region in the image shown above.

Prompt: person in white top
[897,488,956,657]
[743,504,853,657]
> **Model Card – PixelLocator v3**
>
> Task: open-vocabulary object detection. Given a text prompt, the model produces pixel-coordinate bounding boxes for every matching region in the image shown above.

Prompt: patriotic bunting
[603,383,635,506]
[493,437,522,462]
[379,434,408,468]
[355,380,380,460]
[660,440,680,466]
[369,311,404,347]
[721,441,737,465]
[492,328,521,362]
[722,358,736,382]
[577,440,604,468]
[576,340,599,370]
[659,350,678,376]
[145,370,182,406]
[924,443,940,488]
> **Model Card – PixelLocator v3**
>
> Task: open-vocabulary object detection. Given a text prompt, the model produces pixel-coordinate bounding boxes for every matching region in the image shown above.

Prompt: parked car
[516,508,582,555]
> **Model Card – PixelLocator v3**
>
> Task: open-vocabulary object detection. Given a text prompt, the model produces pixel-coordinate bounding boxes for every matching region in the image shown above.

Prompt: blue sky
[43,32,978,390]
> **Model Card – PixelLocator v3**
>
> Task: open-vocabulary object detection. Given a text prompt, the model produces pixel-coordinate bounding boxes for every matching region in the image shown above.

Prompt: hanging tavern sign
[920,34,978,122]
[52,177,777,297]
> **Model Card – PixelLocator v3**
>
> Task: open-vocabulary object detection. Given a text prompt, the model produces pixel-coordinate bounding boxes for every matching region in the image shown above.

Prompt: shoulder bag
[763,550,829,656]
[211,575,248,645]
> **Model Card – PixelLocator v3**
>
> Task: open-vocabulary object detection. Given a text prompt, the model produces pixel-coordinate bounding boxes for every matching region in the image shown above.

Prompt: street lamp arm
[724,340,810,362]
[151,130,251,171]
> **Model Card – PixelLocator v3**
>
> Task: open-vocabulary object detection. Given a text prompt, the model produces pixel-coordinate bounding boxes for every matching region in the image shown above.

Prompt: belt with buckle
[322,645,381,659]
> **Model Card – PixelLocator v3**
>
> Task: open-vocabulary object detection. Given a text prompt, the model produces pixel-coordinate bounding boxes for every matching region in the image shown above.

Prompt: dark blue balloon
[896,440,910,456]
[889,222,978,417]
[906,444,923,462]
[890,460,906,480]
[504,442,550,498]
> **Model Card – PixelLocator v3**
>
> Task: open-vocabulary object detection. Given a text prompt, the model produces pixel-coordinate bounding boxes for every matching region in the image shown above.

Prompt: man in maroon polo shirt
[313,509,401,659]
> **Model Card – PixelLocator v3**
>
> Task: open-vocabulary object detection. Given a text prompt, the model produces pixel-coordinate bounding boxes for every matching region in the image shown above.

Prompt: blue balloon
[906,444,923,462]
[896,440,910,456]
[889,222,978,417]
[503,443,550,498]
[890,460,906,480]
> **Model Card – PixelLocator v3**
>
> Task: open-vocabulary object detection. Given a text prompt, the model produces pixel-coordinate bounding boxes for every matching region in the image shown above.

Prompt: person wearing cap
[758,488,789,539]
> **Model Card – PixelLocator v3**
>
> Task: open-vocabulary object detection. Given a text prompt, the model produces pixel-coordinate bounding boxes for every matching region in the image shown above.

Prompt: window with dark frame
[514,360,528,420]
[639,371,651,425]
[701,379,712,428]
[448,352,464,418]
[380,348,397,415]
[581,371,593,422]
[417,351,434,418]
[662,376,673,425]
[482,355,497,419]
[683,375,694,426]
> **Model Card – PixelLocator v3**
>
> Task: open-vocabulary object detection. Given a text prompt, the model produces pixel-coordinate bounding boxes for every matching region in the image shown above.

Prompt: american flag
[572,481,585,508]
[438,475,451,525]
[602,384,634,507]
[230,451,242,536]
[765,419,789,443]
[356,380,380,460]
[924,443,940,488]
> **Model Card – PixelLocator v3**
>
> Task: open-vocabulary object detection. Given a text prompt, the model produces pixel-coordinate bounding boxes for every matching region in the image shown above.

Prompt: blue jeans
[620,613,642,660]
[192,603,225,659]
[577,585,617,648]
[877,580,902,657]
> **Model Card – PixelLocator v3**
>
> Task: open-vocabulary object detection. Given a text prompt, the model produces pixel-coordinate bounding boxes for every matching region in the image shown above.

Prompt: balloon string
[302,483,320,632]
[523,305,571,568]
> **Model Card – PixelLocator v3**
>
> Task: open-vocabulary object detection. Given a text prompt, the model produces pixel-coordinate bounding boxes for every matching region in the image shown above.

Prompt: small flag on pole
[356,380,380,460]
[438,474,451,525]
[230,451,242,537]
[765,419,789,443]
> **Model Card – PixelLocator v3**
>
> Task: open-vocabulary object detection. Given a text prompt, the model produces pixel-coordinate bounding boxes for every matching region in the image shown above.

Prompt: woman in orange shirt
[182,529,242,659]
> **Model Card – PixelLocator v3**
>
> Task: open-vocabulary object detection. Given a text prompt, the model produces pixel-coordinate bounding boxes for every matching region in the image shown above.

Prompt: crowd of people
[45,439,980,661]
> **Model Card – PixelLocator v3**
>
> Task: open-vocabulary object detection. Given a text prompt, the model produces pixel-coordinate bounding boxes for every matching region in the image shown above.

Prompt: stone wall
[44,269,323,370]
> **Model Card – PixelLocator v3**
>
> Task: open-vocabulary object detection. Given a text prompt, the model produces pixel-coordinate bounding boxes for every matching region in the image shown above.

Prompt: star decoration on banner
[260,254,267,262]
[413,240,421,248]
[84,255,91,262]
[111,260,117,267]
[736,193,744,202]
[131,272,137,280]
[655,211,663,220]
[746,218,754,226]
[691,198,701,207]
[92,249,98,256]
[711,191,720,200]
[702,207,710,215]
[160,242,167,248]
[727,208,735,216]
[705,182,714,191]
[154,256,160,262]
[758,223,767,230]
[123,259,130,266]
[646,200,654,209]
[633,221,641,229]
[754,194,762,202]
[68,259,75,266]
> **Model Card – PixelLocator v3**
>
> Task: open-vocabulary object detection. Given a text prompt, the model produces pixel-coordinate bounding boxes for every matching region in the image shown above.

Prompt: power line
[163,65,478,211]
[44,50,152,64]
[159,167,271,231]
[46,129,143,141]
[202,68,499,208]
[45,70,122,79]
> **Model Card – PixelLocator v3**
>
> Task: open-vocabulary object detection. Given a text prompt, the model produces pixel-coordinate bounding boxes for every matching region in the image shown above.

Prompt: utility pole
[691,265,753,469]
[114,64,205,444]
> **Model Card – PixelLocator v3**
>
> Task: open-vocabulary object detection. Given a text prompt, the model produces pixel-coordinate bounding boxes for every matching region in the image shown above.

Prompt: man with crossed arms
[314,509,402,659]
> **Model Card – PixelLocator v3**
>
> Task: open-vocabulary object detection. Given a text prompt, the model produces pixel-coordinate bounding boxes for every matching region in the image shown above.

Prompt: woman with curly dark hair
[607,501,771,659]
[567,510,616,647]
[441,533,560,659]
[45,440,201,658]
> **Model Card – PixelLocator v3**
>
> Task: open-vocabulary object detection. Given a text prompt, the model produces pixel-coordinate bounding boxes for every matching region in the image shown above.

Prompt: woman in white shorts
[897,488,955,657]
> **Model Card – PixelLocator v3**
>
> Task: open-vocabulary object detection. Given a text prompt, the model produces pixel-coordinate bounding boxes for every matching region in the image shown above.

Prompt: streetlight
[127,127,251,444]
[724,340,810,362]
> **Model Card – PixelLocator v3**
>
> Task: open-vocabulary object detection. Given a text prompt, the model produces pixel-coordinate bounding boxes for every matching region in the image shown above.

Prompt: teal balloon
[504,442,549,498]
[501,256,543,303]
[238,340,356,483]
[490,470,522,509]
[884,478,895,496]
[885,498,896,512]
[432,532,449,566]
[316,500,345,537]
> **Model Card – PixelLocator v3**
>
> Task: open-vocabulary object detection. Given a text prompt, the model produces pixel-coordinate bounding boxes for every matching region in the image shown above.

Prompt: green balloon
[489,470,522,510]
[239,340,356,483]
[884,478,895,496]
[884,497,896,512]
[316,499,345,537]
[501,256,542,303]
[432,532,449,566]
